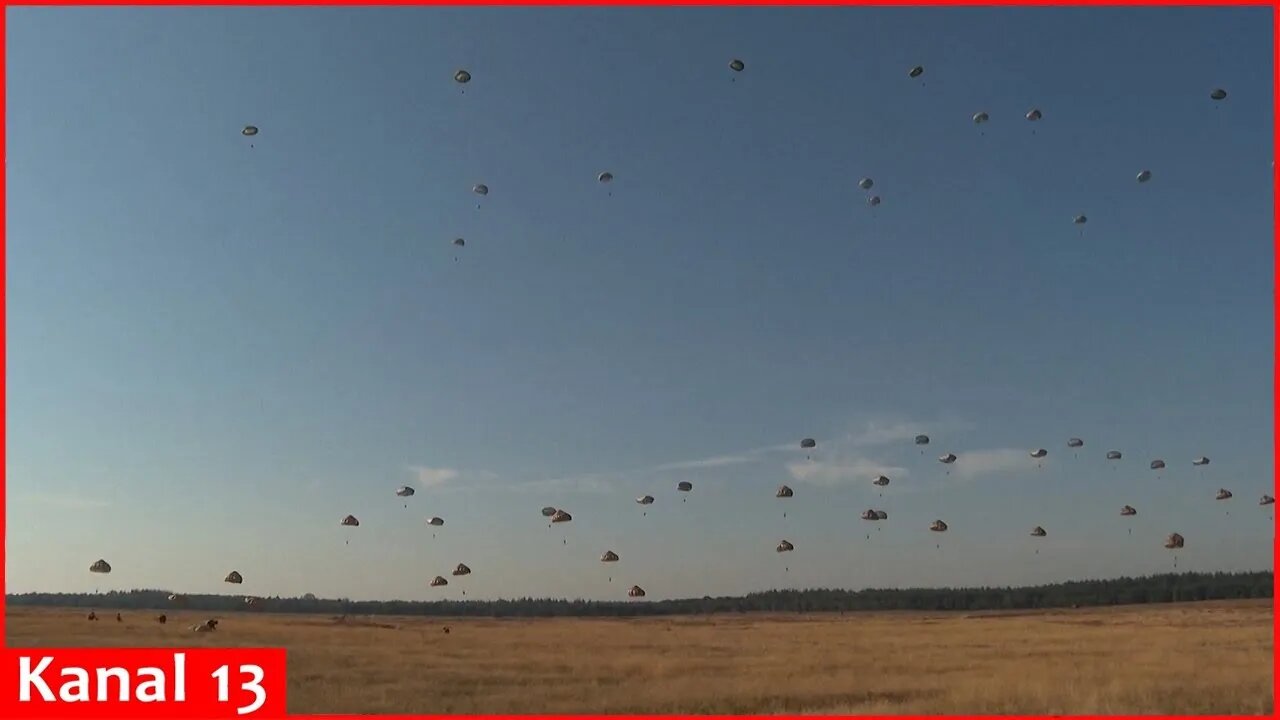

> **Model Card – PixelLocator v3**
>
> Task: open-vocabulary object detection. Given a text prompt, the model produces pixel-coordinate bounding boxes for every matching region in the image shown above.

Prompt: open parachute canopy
[1261,495,1276,506]
[1068,438,1084,448]
[776,540,794,553]
[635,495,655,505]
[776,485,794,498]
[551,509,573,523]
[939,453,957,464]
[1107,450,1123,460]
[601,551,620,562]
[800,438,817,449]
[541,506,558,517]
[628,585,646,598]
[224,571,243,584]
[396,486,416,498]
[90,559,112,574]
[1150,459,1166,471]
[241,125,258,137]
[729,59,745,72]
[873,475,890,487]
[1121,505,1138,516]
[341,515,359,527]
[454,69,471,84]
[973,111,989,124]
[427,516,445,527]
[1031,526,1047,537]
[908,65,924,78]
[915,434,930,445]
[430,576,449,587]
[1193,456,1211,466]
[1165,533,1185,549]
[677,481,693,492]
[1030,448,1048,459]
[930,520,949,532]
[452,563,472,576]
[1216,489,1233,501]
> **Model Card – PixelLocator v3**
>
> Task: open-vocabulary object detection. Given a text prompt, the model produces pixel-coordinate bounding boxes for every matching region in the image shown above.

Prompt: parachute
[1164,533,1185,549]
[598,172,614,184]
[430,576,449,587]
[473,184,489,196]
[341,515,359,527]
[452,563,472,576]
[628,585,646,598]
[800,437,817,461]
[454,69,471,84]
[915,434,930,445]
[776,540,794,553]
[1030,526,1047,537]
[1026,108,1043,121]
[973,112,989,124]
[453,238,465,247]
[930,520,949,532]
[776,485,794,498]
[873,475,890,487]
[541,506,558,517]
[224,571,243,585]
[1193,456,1210,466]
[939,453,957,464]
[1030,449,1047,459]
[89,559,112,574]
[1067,438,1084,448]
[551,509,573,523]
[729,59,745,72]
[1150,459,1166,471]
[396,486,416,497]
[868,195,882,207]
[860,509,881,521]
[1073,214,1088,225]
[1136,170,1152,183]
[1260,495,1275,506]
[241,126,258,137]
[600,551,620,562]
[858,178,874,191]
[1215,489,1233,501]
[1210,88,1227,100]
[635,495,654,505]
[677,481,693,493]
[427,516,445,527]
[1107,450,1123,460]
[1121,505,1137,516]
[908,65,924,79]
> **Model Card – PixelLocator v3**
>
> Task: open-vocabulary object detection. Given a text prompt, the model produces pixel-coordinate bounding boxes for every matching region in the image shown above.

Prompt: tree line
[7,570,1271,617]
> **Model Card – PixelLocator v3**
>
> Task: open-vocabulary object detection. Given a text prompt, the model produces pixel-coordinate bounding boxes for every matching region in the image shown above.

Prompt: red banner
[0,649,286,719]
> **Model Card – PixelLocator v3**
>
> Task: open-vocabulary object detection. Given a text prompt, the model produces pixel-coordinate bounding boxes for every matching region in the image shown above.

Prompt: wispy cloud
[653,453,757,472]
[18,492,112,510]
[504,474,616,495]
[951,448,1035,480]
[411,466,460,489]
[786,458,909,488]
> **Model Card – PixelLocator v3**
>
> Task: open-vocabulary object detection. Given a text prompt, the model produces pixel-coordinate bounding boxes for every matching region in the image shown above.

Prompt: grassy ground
[6,599,1273,714]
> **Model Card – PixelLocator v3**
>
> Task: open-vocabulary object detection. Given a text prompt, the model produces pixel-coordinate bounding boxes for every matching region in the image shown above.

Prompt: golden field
[5,600,1274,715]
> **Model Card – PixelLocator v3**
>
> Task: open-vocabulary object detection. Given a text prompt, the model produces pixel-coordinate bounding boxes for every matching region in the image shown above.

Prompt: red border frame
[1,1,1275,718]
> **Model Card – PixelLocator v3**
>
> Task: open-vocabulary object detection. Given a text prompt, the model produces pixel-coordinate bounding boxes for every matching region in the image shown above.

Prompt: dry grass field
[6,600,1273,715]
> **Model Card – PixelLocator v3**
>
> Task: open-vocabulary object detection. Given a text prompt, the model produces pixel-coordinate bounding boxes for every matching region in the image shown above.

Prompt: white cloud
[18,492,112,510]
[506,474,616,495]
[786,458,909,488]
[410,466,460,489]
[951,448,1035,479]
[652,454,757,472]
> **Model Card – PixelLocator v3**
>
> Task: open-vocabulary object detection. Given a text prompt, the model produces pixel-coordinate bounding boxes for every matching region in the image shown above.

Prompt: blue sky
[5,6,1273,602]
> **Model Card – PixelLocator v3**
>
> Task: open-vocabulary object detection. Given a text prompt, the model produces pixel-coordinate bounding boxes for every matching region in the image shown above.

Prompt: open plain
[6,600,1273,715]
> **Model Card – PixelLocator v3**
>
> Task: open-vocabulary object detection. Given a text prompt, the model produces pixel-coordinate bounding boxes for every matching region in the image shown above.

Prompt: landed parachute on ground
[601,551,619,562]
[430,576,448,587]
[224,571,243,584]
[628,585,646,598]
[452,563,472,576]
[1121,505,1138,516]
[90,559,111,574]
[776,485,794,498]
[1165,533,1185,549]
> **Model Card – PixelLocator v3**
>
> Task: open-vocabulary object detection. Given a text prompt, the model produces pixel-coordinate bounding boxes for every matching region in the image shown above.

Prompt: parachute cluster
[93,55,1264,607]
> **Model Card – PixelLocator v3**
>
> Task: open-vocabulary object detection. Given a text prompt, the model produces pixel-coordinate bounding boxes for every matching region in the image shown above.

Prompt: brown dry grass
[6,600,1273,715]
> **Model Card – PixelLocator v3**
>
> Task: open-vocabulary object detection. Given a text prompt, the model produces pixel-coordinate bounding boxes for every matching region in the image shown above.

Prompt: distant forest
[7,571,1272,617]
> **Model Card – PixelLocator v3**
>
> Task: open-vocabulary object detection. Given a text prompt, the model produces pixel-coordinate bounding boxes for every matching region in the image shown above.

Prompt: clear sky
[5,6,1274,602]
